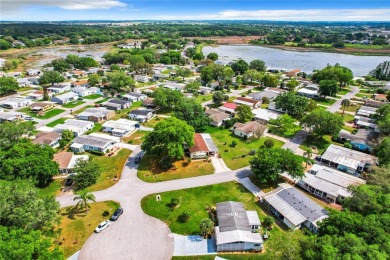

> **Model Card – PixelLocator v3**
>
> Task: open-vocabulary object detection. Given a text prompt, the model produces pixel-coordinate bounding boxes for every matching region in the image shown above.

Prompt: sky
[1,0,390,21]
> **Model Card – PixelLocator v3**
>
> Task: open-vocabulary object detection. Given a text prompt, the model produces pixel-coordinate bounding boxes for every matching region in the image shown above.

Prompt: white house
[51,92,78,104]
[122,92,148,102]
[297,88,320,98]
[215,201,263,252]
[70,134,119,154]
[54,119,94,136]
[102,119,138,137]
[262,183,328,233]
[0,97,32,109]
[26,69,41,76]
[128,109,154,122]
[133,75,150,83]
[47,84,71,94]
[0,110,24,122]
[162,82,186,92]
[252,108,281,124]
[72,87,93,97]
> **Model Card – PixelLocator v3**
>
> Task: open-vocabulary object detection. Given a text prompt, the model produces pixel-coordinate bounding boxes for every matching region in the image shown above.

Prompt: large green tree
[212,91,228,105]
[0,226,63,259]
[87,73,100,87]
[176,67,192,81]
[0,142,59,187]
[73,159,101,191]
[185,81,201,93]
[0,76,19,96]
[236,104,253,123]
[51,58,69,72]
[249,59,266,71]
[0,180,59,231]
[207,52,218,61]
[0,121,34,149]
[38,71,65,86]
[301,109,344,138]
[250,147,304,183]
[106,71,135,92]
[318,79,338,98]
[262,74,279,88]
[313,64,353,88]
[231,59,249,75]
[153,88,184,110]
[174,100,210,132]
[377,137,390,166]
[274,91,310,118]
[141,117,194,160]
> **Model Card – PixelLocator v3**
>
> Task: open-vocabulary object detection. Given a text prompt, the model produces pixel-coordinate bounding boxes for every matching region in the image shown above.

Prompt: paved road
[57,147,252,260]
[282,86,359,152]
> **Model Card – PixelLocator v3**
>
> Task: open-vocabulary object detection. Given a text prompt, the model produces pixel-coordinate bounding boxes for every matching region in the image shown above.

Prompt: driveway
[57,147,252,260]
[173,234,216,256]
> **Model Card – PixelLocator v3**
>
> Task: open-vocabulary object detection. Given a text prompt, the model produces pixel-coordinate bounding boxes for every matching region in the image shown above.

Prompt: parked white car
[95,220,111,233]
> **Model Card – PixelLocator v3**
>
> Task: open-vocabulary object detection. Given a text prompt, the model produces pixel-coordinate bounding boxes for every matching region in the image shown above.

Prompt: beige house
[232,121,266,139]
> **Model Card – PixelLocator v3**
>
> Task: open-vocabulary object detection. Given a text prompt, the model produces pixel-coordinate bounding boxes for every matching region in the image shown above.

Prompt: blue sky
[2,0,390,21]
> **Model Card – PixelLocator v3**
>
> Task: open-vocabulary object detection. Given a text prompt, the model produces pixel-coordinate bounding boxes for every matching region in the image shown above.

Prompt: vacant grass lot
[88,149,132,191]
[62,100,85,108]
[112,101,143,120]
[142,116,166,128]
[314,98,336,106]
[206,126,284,170]
[18,107,65,119]
[336,112,355,123]
[123,130,148,145]
[83,94,103,100]
[57,201,120,258]
[194,94,213,104]
[138,153,214,182]
[46,117,67,127]
[38,179,62,197]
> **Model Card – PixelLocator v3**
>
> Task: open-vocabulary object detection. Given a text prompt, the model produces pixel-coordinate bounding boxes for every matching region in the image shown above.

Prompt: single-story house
[336,129,377,153]
[215,201,263,252]
[218,103,237,116]
[205,109,230,127]
[102,119,138,137]
[26,69,41,76]
[77,107,115,123]
[26,90,45,100]
[356,105,378,118]
[122,92,148,102]
[71,87,93,97]
[262,183,328,233]
[6,72,22,78]
[232,121,266,139]
[233,97,261,108]
[189,133,218,159]
[364,100,389,108]
[252,108,280,125]
[153,73,169,81]
[296,164,366,203]
[297,88,320,98]
[71,70,87,78]
[54,119,94,137]
[319,144,378,175]
[162,82,186,92]
[268,102,287,113]
[128,109,154,123]
[32,131,61,148]
[0,97,32,109]
[102,99,132,111]
[354,116,379,132]
[133,75,150,83]
[53,152,89,174]
[199,86,213,95]
[248,90,279,101]
[142,97,156,108]
[70,134,119,154]
[17,78,32,87]
[51,92,78,104]
[47,84,71,94]
[71,80,89,88]
[30,102,55,113]
[0,111,23,122]
[373,94,388,102]
[27,77,40,85]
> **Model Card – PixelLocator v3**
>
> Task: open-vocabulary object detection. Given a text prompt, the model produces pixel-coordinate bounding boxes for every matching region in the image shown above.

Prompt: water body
[203,45,390,76]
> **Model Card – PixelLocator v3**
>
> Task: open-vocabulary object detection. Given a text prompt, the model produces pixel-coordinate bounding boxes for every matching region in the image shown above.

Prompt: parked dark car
[110,208,123,221]
[134,157,141,164]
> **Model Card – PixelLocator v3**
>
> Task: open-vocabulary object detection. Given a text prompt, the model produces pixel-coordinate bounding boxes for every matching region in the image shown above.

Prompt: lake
[203,45,390,76]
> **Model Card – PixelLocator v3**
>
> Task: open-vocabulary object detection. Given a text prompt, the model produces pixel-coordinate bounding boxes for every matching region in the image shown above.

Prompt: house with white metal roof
[102,119,138,137]
[262,183,328,233]
[296,164,366,203]
[356,106,378,118]
[54,119,94,137]
[70,134,119,154]
[215,201,263,252]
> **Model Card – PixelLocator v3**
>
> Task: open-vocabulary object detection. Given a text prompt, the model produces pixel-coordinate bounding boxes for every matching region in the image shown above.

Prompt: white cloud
[156,9,390,21]
[2,0,127,12]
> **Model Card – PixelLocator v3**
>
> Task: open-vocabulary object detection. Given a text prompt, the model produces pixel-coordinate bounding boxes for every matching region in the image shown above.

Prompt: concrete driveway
[173,234,216,256]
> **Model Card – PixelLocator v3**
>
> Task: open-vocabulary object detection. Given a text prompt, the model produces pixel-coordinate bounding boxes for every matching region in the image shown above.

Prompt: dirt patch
[186,36,263,44]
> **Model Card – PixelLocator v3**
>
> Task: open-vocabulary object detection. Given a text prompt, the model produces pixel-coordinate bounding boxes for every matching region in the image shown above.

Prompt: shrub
[344,142,353,149]
[264,139,275,148]
[263,216,274,229]
[128,140,133,144]
[170,198,180,209]
[231,140,237,147]
[102,210,110,217]
[179,211,191,223]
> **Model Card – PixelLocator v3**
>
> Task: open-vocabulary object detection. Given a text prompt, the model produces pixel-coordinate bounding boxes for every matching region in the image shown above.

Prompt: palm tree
[73,190,96,214]
[341,99,351,117]
[303,148,313,168]
[199,218,214,238]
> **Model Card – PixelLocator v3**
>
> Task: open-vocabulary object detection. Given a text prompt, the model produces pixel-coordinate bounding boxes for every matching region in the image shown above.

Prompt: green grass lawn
[83,94,103,100]
[18,107,66,119]
[46,117,67,127]
[337,88,351,95]
[355,93,370,98]
[62,100,85,108]
[123,130,148,145]
[87,123,102,133]
[342,125,356,133]
[38,179,62,197]
[142,116,166,128]
[314,98,337,106]
[299,135,333,154]
[95,97,110,104]
[268,124,301,138]
[74,105,93,114]
[206,126,284,170]
[137,153,214,182]
[194,94,213,104]
[88,148,132,191]
[18,86,34,92]
[57,201,120,258]
[342,104,360,113]
[336,112,355,123]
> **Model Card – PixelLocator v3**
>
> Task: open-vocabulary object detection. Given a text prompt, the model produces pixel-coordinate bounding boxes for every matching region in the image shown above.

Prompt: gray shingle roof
[216,201,251,232]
